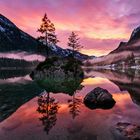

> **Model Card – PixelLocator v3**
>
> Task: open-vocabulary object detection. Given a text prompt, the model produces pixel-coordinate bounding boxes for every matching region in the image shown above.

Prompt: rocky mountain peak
[129,26,140,42]
[0,14,92,60]
[0,14,16,29]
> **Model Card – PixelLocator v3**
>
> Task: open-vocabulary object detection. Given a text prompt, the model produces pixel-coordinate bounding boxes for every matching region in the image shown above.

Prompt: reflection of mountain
[0,76,42,122]
[89,70,140,107]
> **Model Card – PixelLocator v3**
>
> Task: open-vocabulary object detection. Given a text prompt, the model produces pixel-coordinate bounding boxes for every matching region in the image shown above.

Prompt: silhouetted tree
[37,13,59,56]
[37,92,60,134]
[68,32,83,57]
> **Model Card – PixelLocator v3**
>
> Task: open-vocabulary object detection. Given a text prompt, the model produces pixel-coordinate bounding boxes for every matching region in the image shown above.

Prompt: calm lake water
[0,69,140,140]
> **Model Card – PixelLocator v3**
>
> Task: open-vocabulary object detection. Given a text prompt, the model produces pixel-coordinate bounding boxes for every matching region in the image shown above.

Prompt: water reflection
[37,92,60,134]
[0,71,42,123]
[85,69,140,107]
[31,71,84,96]
[1,66,140,139]
[68,94,82,119]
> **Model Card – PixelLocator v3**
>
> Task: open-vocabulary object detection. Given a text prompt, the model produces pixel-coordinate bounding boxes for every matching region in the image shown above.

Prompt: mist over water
[0,52,45,61]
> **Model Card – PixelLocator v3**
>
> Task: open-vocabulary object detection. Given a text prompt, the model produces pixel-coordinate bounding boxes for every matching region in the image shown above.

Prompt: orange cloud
[0,0,139,56]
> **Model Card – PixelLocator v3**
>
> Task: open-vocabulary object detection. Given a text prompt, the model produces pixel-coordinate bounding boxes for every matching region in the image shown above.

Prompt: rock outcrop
[30,57,84,95]
[84,87,116,109]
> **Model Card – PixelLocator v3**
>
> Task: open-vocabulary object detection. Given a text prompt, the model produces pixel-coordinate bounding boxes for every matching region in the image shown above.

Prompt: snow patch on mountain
[0,25,5,32]
[0,14,16,28]
[49,44,57,52]
[130,26,140,39]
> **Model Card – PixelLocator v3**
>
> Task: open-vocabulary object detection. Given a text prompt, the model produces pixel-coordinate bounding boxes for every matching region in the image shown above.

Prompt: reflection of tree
[68,94,82,119]
[68,81,83,119]
[37,92,60,134]
[68,84,83,119]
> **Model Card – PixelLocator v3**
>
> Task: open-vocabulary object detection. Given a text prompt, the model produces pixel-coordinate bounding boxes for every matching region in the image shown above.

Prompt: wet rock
[116,122,140,140]
[84,87,116,109]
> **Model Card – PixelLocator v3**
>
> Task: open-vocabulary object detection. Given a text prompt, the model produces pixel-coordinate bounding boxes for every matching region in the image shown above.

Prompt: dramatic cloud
[0,0,140,56]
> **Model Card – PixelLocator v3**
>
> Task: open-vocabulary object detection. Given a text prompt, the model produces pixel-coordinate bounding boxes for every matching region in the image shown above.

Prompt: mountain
[0,14,39,53]
[110,26,140,54]
[0,14,92,60]
[86,25,140,68]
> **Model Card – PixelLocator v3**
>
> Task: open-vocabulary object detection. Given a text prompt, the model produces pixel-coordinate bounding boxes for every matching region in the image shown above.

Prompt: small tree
[68,32,83,57]
[37,13,59,56]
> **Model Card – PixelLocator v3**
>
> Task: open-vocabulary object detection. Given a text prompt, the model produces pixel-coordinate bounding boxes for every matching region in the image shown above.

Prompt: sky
[0,0,140,56]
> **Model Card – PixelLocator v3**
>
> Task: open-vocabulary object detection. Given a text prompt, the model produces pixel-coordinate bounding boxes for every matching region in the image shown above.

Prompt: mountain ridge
[110,25,140,54]
[0,14,93,60]
[86,25,140,68]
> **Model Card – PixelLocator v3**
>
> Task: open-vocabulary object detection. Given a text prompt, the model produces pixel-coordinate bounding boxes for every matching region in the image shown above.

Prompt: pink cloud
[0,0,140,56]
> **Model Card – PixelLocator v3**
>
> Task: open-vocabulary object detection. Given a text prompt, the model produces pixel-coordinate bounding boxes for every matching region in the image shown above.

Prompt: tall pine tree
[68,32,83,57]
[37,13,59,56]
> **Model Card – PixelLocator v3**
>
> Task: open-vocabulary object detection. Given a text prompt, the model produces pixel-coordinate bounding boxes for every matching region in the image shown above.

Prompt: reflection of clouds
[82,77,119,93]
[83,77,111,85]
[0,89,140,139]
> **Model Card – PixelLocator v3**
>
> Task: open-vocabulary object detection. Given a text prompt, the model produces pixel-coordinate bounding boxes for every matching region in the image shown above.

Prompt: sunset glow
[1,0,140,56]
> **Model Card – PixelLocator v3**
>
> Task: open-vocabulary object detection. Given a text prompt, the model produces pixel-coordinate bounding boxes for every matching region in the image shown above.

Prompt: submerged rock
[84,87,116,109]
[116,122,140,140]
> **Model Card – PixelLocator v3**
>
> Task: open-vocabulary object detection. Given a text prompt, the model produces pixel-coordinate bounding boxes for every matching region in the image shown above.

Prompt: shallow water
[0,70,140,140]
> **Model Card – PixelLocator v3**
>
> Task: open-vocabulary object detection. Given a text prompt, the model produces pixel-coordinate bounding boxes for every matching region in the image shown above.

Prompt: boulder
[84,87,116,109]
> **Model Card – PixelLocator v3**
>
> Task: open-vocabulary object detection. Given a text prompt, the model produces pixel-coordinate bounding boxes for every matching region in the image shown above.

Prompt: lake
[0,69,140,140]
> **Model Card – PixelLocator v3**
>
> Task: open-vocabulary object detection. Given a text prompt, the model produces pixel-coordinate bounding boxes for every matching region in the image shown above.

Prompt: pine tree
[68,32,83,57]
[37,13,59,56]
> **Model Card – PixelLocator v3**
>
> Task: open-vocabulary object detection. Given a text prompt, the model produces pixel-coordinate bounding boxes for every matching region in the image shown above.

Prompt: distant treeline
[0,69,32,79]
[0,57,40,68]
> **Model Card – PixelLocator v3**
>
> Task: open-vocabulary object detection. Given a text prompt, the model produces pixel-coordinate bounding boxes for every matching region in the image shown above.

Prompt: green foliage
[37,77,83,96]
[36,57,58,70]
[33,57,84,95]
